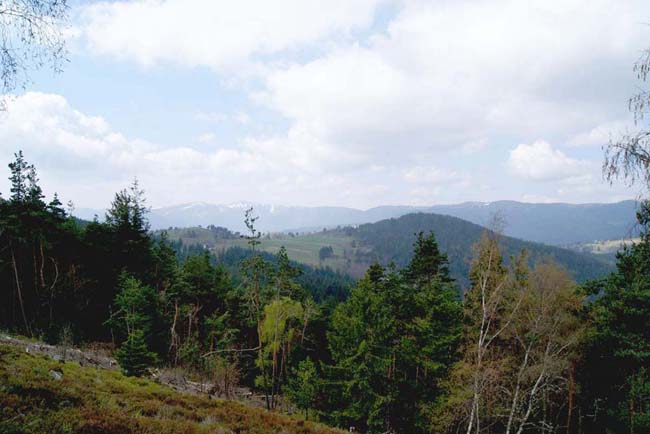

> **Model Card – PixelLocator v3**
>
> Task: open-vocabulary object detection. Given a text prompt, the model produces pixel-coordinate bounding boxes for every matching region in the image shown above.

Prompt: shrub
[115,330,156,377]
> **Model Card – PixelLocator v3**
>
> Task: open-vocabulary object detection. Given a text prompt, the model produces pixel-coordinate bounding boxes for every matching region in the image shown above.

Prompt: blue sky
[0,0,647,209]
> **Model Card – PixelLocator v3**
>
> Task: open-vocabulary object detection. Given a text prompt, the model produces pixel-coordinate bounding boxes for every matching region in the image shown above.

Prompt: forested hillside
[163,214,613,286]
[346,213,613,285]
[3,1,650,433]
[3,151,650,434]
[166,234,353,302]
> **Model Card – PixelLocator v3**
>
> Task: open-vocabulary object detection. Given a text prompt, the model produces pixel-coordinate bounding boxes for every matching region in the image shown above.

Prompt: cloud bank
[2,0,643,207]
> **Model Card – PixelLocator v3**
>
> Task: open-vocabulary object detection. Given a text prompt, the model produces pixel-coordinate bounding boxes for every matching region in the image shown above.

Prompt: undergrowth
[0,344,343,434]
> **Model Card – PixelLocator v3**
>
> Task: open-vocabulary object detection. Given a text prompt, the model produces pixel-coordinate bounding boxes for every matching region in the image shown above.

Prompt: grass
[0,344,344,434]
[254,233,355,268]
[164,227,367,276]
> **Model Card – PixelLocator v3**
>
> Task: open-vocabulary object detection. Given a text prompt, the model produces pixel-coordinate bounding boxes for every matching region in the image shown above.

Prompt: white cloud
[78,0,649,163]
[508,140,591,182]
[0,93,631,208]
[568,120,633,147]
[80,0,382,72]
[402,165,474,204]
[0,92,152,160]
[0,93,384,208]
[460,139,488,155]
[12,1,645,207]
[258,0,648,155]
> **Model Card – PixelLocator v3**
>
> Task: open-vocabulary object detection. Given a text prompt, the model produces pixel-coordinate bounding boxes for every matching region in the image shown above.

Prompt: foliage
[349,213,613,287]
[319,246,334,261]
[257,297,304,409]
[216,245,352,302]
[115,330,157,377]
[603,49,650,190]
[0,0,68,97]
[106,274,166,352]
[580,201,650,433]
[286,358,319,419]
[323,232,462,434]
[438,233,585,434]
[3,150,647,434]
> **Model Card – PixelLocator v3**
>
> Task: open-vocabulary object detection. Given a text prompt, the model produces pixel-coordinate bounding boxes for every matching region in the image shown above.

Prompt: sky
[0,0,648,210]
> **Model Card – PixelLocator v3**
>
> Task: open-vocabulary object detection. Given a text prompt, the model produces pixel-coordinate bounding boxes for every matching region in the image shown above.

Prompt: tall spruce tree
[325,232,461,434]
[582,203,650,433]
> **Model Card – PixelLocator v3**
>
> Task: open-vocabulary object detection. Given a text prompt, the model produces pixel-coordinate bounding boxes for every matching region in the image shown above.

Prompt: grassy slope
[163,227,356,271]
[164,214,614,284]
[0,344,343,434]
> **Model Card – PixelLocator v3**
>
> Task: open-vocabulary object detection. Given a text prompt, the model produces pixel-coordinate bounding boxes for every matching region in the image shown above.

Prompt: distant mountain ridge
[75,199,639,246]
[425,200,639,245]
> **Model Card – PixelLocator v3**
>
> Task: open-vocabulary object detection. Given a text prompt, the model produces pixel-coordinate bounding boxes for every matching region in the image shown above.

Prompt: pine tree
[275,245,305,300]
[326,232,462,434]
[8,150,29,203]
[402,231,450,285]
[107,274,164,349]
[286,357,318,420]
[26,164,44,205]
[115,329,156,377]
[582,201,650,433]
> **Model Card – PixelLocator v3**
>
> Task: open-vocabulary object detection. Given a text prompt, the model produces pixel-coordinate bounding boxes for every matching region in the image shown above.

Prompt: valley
[2,2,649,433]
[162,212,615,285]
[80,199,639,246]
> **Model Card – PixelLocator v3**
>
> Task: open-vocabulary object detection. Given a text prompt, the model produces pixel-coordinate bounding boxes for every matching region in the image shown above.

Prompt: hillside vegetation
[163,213,614,285]
[4,151,650,434]
[347,213,614,284]
[0,344,343,434]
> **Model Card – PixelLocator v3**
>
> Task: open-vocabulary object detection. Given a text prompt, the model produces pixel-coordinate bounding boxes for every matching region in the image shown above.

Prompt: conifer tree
[326,231,461,434]
[286,357,318,420]
[402,231,450,285]
[8,151,29,202]
[582,203,650,433]
[115,329,157,377]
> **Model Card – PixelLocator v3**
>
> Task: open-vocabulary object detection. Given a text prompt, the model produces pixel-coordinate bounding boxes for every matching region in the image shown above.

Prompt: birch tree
[438,239,584,434]
[461,231,521,434]
[257,296,303,409]
[503,262,583,434]
[0,0,68,98]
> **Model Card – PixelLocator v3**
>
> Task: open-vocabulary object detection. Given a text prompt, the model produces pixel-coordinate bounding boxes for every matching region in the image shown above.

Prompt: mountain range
[75,199,639,246]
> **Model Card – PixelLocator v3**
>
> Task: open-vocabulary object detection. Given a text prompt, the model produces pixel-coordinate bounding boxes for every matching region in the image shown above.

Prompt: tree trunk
[630,396,635,434]
[170,300,179,364]
[506,344,532,434]
[11,244,30,336]
[257,318,271,411]
[567,360,576,434]
[48,257,59,325]
[39,239,46,289]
